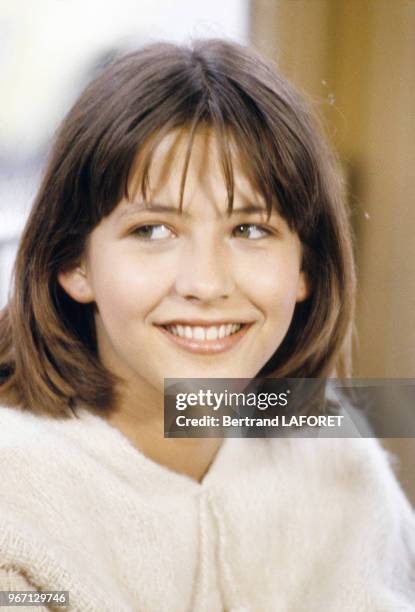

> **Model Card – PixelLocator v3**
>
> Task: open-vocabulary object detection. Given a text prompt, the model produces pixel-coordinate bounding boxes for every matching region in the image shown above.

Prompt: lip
[157,319,249,327]
[155,322,253,354]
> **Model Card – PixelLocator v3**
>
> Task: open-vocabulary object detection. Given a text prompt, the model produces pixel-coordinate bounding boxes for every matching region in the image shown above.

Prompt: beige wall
[250,0,415,506]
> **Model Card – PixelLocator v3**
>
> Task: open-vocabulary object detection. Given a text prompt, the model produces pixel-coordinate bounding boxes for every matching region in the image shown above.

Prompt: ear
[57,265,95,304]
[296,270,311,303]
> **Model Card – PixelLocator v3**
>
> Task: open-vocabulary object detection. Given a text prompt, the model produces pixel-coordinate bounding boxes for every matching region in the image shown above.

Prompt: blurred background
[0,0,414,502]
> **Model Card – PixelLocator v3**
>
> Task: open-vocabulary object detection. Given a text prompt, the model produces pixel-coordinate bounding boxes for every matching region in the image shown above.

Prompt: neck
[105,379,223,484]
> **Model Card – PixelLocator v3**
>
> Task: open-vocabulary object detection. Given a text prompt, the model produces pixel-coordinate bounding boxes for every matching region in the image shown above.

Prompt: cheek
[238,250,302,312]
[90,249,172,319]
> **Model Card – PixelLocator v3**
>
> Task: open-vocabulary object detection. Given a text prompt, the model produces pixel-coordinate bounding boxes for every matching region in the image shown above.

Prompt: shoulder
[266,434,415,553]
[0,403,120,476]
[0,404,103,514]
[0,405,61,469]
[0,404,117,552]
[0,403,102,450]
[252,436,415,609]
[0,404,81,464]
[268,435,409,501]
[268,435,415,561]
[0,403,58,440]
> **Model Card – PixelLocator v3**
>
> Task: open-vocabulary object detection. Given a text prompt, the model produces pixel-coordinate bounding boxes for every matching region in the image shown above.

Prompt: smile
[155,322,252,354]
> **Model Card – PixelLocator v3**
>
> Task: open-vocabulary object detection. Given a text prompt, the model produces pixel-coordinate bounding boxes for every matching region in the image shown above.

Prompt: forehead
[127,126,266,210]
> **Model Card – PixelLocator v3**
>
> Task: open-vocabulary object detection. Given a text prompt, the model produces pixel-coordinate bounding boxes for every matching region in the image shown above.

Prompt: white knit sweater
[0,404,414,612]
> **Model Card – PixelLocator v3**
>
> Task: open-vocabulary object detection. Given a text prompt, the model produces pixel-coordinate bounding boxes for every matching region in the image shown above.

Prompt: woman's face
[59,128,309,397]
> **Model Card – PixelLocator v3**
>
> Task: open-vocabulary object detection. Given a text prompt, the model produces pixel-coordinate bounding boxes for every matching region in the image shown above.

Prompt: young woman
[0,39,414,611]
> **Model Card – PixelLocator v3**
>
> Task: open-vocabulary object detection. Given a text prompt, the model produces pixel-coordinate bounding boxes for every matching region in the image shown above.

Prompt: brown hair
[0,39,355,417]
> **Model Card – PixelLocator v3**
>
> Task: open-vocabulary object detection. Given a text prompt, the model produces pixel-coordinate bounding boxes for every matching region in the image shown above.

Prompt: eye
[131,224,174,240]
[232,224,272,240]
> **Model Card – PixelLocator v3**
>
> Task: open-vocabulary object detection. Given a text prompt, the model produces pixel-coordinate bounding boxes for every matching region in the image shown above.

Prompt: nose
[174,236,234,303]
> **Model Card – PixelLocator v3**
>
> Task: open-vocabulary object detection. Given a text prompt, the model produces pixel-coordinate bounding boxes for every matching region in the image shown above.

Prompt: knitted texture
[0,568,48,611]
[0,405,414,611]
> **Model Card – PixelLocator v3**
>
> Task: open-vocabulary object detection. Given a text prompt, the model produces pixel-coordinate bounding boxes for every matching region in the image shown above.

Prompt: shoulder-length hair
[0,39,355,417]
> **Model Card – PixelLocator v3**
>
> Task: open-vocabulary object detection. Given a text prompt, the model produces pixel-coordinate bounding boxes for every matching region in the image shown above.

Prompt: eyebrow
[119,202,270,219]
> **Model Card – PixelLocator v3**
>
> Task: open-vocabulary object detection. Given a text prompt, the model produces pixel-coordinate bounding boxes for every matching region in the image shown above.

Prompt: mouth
[154,322,253,354]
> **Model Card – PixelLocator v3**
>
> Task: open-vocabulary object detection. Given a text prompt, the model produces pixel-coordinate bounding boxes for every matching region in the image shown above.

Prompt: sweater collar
[66,406,241,496]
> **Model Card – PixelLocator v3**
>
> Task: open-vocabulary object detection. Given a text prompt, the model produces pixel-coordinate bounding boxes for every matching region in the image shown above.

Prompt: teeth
[165,323,243,340]
[206,327,217,340]
[194,327,205,340]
